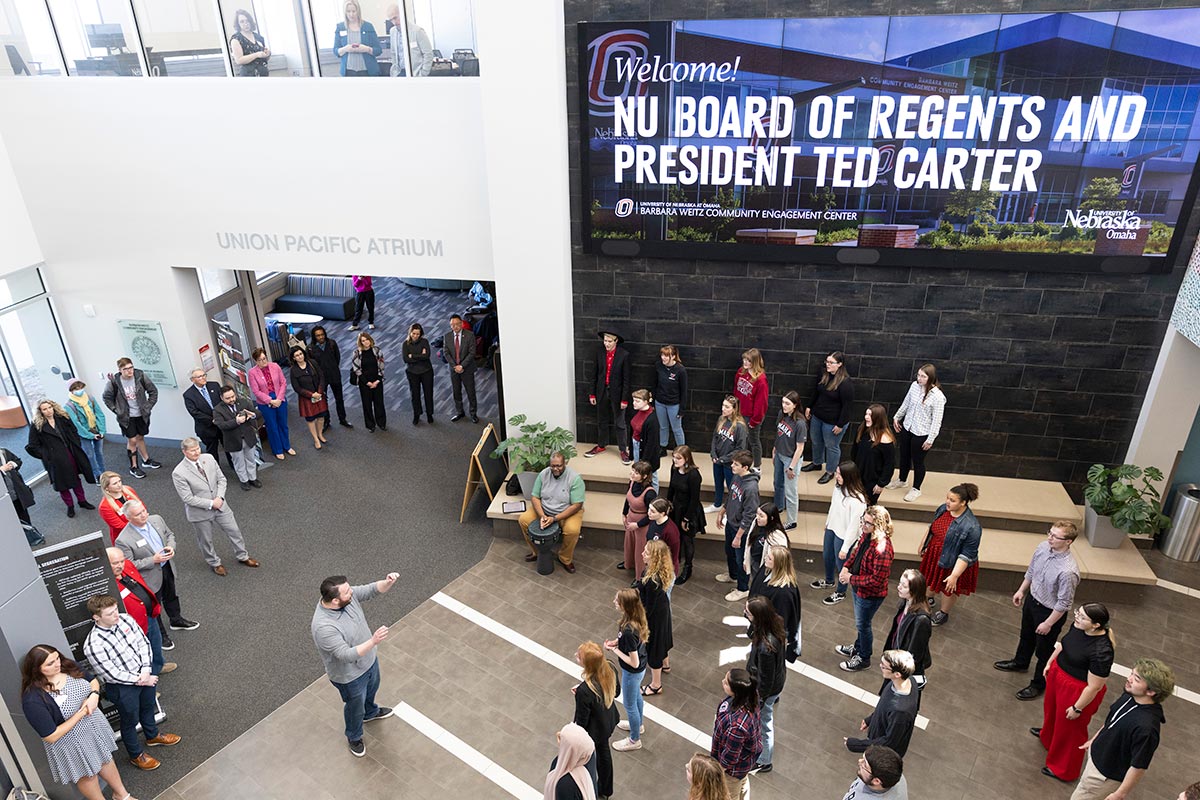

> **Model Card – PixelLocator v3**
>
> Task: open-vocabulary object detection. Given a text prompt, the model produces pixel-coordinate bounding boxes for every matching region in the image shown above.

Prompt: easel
[461,423,506,522]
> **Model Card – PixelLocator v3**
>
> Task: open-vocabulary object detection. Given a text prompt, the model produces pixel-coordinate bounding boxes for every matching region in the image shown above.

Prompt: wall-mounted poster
[117,319,177,388]
[580,10,1200,273]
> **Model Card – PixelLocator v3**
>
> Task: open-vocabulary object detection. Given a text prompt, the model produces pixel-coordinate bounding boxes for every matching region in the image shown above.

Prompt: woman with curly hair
[27,399,95,517]
[837,506,895,672]
[638,539,675,697]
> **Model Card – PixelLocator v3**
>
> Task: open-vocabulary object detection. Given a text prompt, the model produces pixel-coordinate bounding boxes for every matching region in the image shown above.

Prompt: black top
[359,349,381,382]
[1089,692,1165,781]
[746,632,786,698]
[617,625,647,673]
[402,337,433,374]
[554,774,585,800]
[629,410,661,470]
[754,581,801,662]
[883,602,933,676]
[655,362,688,406]
[845,681,920,756]
[638,577,673,668]
[810,378,854,427]
[667,467,705,535]
[290,361,324,396]
[232,31,269,76]
[573,664,620,746]
[852,436,896,494]
[307,338,343,384]
[1057,627,1114,683]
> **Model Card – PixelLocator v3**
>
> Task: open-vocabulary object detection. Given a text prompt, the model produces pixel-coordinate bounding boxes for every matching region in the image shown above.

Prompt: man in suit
[172,437,259,576]
[443,314,477,423]
[213,384,262,490]
[182,368,235,469]
[585,329,632,463]
[114,499,199,639]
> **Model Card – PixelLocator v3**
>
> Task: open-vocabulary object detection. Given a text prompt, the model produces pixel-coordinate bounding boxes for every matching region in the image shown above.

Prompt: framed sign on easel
[461,423,508,522]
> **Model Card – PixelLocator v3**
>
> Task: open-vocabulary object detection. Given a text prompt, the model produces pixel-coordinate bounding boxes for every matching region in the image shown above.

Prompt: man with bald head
[115,499,199,643]
[107,547,176,675]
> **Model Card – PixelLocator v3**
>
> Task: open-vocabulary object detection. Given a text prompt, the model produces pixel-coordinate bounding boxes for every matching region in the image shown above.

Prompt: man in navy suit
[182,368,232,469]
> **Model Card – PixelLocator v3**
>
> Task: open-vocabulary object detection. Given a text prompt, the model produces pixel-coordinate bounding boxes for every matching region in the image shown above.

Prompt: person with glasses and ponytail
[804,351,854,485]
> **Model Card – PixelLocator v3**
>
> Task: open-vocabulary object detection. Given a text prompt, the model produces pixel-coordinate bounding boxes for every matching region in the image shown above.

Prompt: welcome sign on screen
[579,11,1200,272]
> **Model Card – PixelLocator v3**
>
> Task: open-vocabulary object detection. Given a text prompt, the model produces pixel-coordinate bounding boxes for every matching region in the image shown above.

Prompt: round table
[264,312,323,324]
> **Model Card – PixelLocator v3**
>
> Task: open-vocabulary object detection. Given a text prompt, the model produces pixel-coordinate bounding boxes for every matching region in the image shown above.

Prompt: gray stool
[528,520,563,575]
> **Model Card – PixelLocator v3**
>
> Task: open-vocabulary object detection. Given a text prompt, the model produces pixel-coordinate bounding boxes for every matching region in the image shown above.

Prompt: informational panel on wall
[117,319,177,388]
[579,10,1200,273]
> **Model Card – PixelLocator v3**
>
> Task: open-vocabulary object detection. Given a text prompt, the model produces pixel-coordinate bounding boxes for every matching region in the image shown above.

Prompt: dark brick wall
[563,0,1199,501]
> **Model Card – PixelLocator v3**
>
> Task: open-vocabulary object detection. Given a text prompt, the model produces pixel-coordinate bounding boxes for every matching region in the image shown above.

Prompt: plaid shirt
[848,533,894,598]
[83,613,150,685]
[711,698,762,779]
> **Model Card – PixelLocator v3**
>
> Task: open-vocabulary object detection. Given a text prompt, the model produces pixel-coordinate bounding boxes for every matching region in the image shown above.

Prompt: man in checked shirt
[993,520,1081,700]
[83,595,181,771]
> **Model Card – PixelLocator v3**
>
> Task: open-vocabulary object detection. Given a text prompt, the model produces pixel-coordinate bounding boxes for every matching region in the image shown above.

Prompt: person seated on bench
[520,451,586,574]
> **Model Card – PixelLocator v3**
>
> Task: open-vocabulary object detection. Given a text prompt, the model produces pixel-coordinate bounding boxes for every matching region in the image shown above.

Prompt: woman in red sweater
[734,349,769,470]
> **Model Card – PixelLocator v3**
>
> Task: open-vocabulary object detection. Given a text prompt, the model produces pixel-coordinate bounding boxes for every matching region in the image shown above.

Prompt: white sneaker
[715,573,734,583]
[612,737,643,752]
[885,479,907,490]
[703,503,721,514]
[617,721,645,734]
[725,589,750,602]
[904,488,922,502]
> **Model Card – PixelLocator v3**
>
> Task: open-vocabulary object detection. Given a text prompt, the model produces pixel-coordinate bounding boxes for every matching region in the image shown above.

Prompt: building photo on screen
[581,10,1200,272]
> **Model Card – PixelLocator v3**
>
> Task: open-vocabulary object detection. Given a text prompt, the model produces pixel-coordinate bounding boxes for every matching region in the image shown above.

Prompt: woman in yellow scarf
[64,380,106,480]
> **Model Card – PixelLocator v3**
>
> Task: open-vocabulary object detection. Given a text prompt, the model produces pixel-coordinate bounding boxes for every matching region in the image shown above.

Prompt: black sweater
[655,362,688,406]
[746,632,787,698]
[810,378,855,427]
[853,436,896,494]
[573,665,620,746]
[667,467,705,535]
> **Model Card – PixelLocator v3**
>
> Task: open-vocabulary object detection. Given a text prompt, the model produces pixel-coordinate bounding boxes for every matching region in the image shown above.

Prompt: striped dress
[42,677,117,784]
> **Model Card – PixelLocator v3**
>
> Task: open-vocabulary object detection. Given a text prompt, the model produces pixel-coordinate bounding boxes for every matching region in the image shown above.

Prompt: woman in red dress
[918,482,981,626]
[97,471,142,543]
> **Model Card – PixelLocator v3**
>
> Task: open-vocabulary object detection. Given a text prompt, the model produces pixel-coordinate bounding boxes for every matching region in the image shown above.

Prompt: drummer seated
[520,452,586,574]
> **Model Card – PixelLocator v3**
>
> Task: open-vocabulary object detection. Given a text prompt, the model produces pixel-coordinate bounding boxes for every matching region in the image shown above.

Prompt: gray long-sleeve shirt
[311,582,380,684]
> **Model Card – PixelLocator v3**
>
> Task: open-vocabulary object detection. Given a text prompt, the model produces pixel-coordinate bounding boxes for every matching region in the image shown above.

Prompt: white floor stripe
[396,701,542,800]
[1110,663,1200,707]
[1155,578,1191,597]
[432,592,713,749]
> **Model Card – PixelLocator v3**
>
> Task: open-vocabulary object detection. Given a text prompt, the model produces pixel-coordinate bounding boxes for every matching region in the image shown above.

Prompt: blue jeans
[332,659,381,742]
[853,592,886,662]
[147,617,165,676]
[809,415,846,475]
[773,452,798,522]
[620,667,645,742]
[724,522,748,591]
[759,693,780,765]
[656,403,684,447]
[632,441,659,493]
[257,398,291,455]
[81,436,105,480]
[823,529,848,594]
[106,682,158,758]
[712,462,733,507]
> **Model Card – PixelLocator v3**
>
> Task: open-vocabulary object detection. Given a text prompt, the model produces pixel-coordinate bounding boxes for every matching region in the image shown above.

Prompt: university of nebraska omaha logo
[587,28,650,116]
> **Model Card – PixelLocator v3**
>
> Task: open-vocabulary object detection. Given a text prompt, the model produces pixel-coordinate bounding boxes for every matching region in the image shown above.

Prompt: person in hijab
[544,722,597,800]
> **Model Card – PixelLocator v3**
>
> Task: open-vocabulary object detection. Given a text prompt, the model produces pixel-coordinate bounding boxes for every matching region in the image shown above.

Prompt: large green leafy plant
[492,415,578,474]
[1084,463,1170,536]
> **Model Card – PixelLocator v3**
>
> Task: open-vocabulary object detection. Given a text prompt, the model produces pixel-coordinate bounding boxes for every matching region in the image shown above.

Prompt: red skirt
[919,532,979,597]
[298,393,328,421]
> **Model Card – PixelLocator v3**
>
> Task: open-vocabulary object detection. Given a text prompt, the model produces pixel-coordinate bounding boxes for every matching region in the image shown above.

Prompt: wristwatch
[1070,705,1081,714]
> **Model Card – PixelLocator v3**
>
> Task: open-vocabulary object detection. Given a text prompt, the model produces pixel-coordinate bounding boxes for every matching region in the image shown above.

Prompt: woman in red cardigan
[734,348,769,470]
[249,348,294,459]
[97,471,142,543]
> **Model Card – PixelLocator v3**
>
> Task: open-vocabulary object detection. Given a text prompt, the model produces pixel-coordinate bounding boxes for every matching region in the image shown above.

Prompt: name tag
[136,538,147,547]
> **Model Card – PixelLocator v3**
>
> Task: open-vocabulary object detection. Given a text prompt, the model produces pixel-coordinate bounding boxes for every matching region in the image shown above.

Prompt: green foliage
[944,182,999,228]
[492,415,578,473]
[966,221,988,238]
[1146,221,1174,254]
[938,221,953,235]
[815,226,860,244]
[1057,223,1080,241]
[1084,463,1170,537]
[996,224,1017,240]
[1079,177,1123,213]
[1031,221,1051,237]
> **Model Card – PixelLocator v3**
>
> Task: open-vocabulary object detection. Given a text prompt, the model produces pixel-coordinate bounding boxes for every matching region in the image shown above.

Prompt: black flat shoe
[1041,767,1068,782]
[66,506,76,518]
[800,463,821,472]
[78,500,96,510]
[339,420,354,428]
[616,561,626,570]
[817,472,834,485]
[1016,685,1044,701]
[1029,727,1042,738]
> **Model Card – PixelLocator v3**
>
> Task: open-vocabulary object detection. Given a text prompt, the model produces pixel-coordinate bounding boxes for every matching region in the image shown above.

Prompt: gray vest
[538,466,580,516]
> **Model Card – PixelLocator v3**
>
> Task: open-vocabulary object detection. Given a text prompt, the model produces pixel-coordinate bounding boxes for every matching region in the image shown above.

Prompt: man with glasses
[518,451,585,574]
[103,357,161,479]
[994,520,1081,700]
[842,746,908,799]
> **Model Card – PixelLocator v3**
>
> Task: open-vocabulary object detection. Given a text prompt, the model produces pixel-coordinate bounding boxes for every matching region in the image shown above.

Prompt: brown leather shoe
[145,733,181,747]
[524,554,537,562]
[560,561,577,574]
[160,662,178,674]
[212,565,227,576]
[238,558,260,568]
[129,753,160,770]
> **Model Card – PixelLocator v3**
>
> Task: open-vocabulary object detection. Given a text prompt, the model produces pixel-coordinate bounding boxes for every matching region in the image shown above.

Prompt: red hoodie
[734,369,769,428]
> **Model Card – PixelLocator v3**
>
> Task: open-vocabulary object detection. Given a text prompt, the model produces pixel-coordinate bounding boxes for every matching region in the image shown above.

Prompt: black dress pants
[321,381,349,425]
[1013,596,1066,688]
[595,389,626,448]
[155,561,184,626]
[407,370,435,419]
[359,382,387,430]
[450,368,477,415]
[353,289,375,325]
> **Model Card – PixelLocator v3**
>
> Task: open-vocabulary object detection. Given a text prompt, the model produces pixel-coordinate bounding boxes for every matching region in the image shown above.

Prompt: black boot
[676,563,692,585]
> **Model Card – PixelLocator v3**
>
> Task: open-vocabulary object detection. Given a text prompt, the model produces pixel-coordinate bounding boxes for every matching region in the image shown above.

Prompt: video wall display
[579,11,1200,273]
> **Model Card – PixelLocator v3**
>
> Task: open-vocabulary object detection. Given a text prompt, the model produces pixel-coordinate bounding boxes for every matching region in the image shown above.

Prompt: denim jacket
[934,504,982,569]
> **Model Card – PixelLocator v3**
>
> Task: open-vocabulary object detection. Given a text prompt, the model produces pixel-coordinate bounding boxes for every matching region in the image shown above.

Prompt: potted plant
[492,414,578,499]
[1083,463,1171,549]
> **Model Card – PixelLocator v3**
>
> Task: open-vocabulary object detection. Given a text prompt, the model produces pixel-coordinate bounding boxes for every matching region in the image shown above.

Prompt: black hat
[597,328,624,344]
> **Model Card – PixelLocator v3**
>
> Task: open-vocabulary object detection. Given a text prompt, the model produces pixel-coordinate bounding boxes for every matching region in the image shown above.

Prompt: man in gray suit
[170,437,260,577]
[443,314,477,423]
[114,499,199,638]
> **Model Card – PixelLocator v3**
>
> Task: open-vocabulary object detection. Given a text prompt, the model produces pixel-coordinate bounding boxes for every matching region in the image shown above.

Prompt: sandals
[641,684,664,696]
[662,665,671,673]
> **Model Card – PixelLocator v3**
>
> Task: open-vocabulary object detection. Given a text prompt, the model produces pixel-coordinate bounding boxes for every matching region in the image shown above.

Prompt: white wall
[0,134,42,276]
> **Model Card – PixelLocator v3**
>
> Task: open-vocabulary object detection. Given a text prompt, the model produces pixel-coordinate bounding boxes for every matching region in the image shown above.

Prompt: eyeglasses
[861,519,876,528]
[1047,531,1071,541]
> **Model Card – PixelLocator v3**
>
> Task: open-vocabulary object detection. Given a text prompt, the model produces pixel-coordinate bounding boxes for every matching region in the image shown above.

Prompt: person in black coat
[666,445,705,584]
[573,641,620,798]
[182,368,234,469]
[882,569,933,701]
[746,595,788,772]
[213,386,262,490]
[308,325,352,429]
[26,400,95,517]
[1,446,36,525]
[585,328,632,461]
[402,323,435,426]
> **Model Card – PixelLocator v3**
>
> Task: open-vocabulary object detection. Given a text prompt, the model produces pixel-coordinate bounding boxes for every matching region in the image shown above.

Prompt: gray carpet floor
[23,408,497,798]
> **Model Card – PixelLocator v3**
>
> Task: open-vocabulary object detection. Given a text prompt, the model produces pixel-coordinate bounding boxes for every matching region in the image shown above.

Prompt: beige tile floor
[160,537,1200,800]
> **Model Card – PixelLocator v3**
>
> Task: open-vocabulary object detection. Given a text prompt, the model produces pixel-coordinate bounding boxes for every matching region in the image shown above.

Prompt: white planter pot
[1085,505,1126,550]
[517,471,538,500]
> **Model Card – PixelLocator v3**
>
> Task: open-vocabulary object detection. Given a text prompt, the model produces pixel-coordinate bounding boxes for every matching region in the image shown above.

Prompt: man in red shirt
[106,546,176,675]
[585,329,632,463]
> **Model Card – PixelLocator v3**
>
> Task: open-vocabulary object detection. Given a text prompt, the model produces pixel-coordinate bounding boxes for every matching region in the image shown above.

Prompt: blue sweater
[332,22,382,76]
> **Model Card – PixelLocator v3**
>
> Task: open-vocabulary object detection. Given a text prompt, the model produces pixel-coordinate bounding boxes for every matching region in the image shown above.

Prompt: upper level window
[1,1,67,76]
[48,0,145,76]
[219,0,314,77]
[130,0,228,76]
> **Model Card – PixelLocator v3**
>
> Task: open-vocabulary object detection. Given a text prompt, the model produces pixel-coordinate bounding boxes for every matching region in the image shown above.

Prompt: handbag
[845,533,869,575]
[349,371,359,386]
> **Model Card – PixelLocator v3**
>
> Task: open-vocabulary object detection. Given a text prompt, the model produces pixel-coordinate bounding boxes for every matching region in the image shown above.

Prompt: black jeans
[595,389,626,449]
[897,427,930,489]
[407,370,434,419]
[321,382,349,425]
[359,382,387,430]
[1013,596,1067,688]
[353,289,375,325]
[679,530,696,569]
[748,424,763,468]
[155,562,184,626]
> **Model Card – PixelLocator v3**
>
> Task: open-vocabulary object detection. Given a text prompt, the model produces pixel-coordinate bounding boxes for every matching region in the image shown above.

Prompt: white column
[0,134,43,275]
[474,0,576,433]
[1125,326,1200,484]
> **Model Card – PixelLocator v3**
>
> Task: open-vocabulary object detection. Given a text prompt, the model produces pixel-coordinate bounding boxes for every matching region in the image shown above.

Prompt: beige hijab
[543,723,596,800]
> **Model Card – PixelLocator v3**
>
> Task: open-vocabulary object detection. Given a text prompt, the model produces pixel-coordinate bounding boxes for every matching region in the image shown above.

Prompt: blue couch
[272,275,356,320]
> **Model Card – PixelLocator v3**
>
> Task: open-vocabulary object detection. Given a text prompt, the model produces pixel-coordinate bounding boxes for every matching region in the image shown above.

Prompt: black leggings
[353,289,376,325]
[897,427,929,489]
[406,370,434,419]
[679,530,696,569]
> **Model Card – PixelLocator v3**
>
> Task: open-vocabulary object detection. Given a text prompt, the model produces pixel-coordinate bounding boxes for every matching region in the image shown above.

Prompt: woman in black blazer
[882,568,933,697]
[290,346,329,450]
[666,445,705,584]
[573,641,619,799]
[629,389,662,492]
[26,400,95,517]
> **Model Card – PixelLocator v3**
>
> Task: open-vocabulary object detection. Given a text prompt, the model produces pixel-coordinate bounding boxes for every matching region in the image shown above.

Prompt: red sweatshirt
[734,369,769,428]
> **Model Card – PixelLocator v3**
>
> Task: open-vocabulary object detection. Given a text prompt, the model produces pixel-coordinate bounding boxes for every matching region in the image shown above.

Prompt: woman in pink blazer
[249,348,294,459]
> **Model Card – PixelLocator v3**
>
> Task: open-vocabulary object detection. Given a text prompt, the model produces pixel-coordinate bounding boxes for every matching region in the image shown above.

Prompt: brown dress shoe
[145,733,181,746]
[160,662,178,674]
[212,565,227,576]
[129,753,160,770]
[238,558,260,568]
[561,562,577,574]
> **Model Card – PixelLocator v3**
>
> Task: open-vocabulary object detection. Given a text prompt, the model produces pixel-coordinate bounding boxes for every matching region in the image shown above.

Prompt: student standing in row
[711,668,762,800]
[837,506,895,672]
[882,570,933,695]
[655,345,687,448]
[745,596,786,776]
[853,404,896,506]
[706,397,748,513]
[102,358,160,479]
[606,588,648,753]
[586,330,631,462]
[772,391,806,530]
[638,539,674,697]
[919,484,983,627]
[619,461,656,577]
[572,641,619,799]
[733,349,769,470]
[628,389,661,492]
[889,364,946,503]
[814,462,869,606]
[844,650,920,757]
[716,451,759,603]
[667,446,704,584]
[804,351,854,485]
[65,380,106,480]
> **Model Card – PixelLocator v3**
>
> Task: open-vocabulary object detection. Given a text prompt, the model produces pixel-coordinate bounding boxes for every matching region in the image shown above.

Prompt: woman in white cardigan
[812,462,869,606]
[889,363,946,502]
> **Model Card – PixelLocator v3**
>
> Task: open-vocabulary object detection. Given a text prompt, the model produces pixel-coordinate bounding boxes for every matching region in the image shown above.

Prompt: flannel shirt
[849,533,894,598]
[711,698,762,779]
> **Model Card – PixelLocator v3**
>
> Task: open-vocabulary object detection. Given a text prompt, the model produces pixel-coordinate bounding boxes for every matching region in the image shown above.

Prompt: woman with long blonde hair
[686,753,731,800]
[573,642,619,798]
[605,588,649,752]
[639,539,675,697]
[755,545,801,663]
[27,399,95,517]
[837,506,895,672]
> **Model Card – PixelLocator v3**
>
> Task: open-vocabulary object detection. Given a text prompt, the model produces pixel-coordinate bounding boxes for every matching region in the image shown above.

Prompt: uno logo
[614,198,634,217]
[587,28,650,116]
[875,144,897,175]
[1121,164,1138,188]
